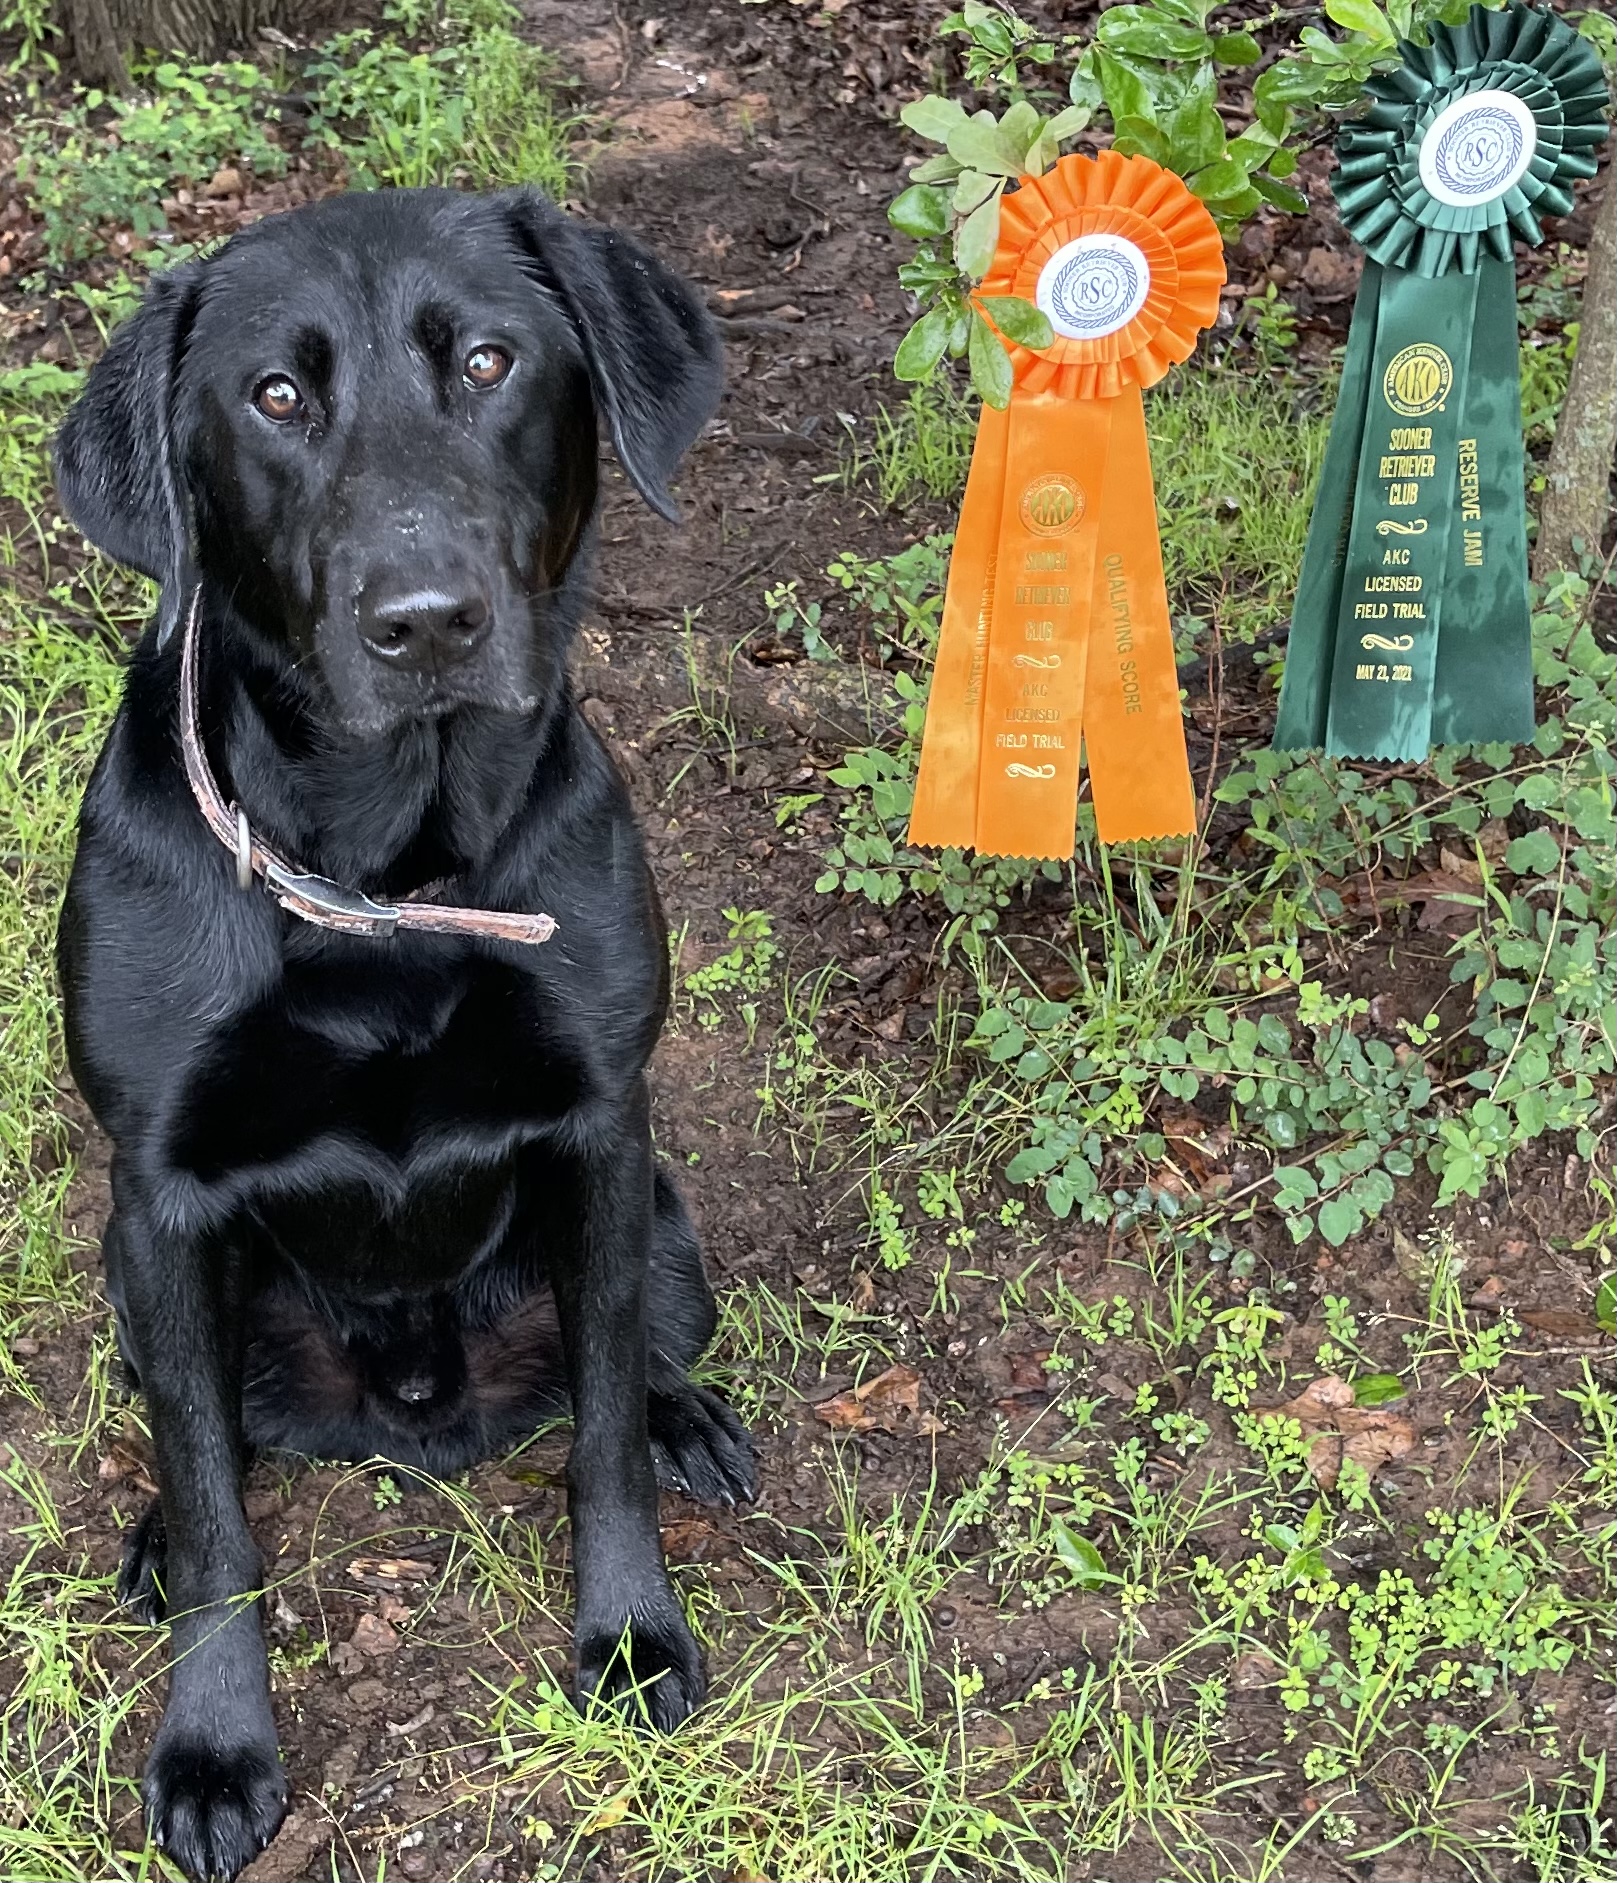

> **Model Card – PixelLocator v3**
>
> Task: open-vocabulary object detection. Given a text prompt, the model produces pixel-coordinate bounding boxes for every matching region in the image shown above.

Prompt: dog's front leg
[114,1184,288,1882]
[549,1080,704,1730]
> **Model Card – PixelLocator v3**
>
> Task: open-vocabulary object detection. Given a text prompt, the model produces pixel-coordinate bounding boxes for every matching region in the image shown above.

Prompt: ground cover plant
[0,1,1613,1880]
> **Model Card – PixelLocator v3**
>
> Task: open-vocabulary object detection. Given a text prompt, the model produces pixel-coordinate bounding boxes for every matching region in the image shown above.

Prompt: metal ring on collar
[235,805,253,892]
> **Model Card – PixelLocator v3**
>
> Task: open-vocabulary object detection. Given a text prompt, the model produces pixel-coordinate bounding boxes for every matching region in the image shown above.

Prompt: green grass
[306,0,579,196]
[12,0,579,270]
[0,365,132,1391]
[839,358,1331,643]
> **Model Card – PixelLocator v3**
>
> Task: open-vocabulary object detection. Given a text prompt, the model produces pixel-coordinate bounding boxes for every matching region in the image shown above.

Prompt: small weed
[306,0,578,195]
[836,377,978,508]
[683,910,779,1043]
[17,57,286,265]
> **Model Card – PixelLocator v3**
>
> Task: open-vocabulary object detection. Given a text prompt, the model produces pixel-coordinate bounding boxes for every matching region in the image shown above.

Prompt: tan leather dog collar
[178,589,558,945]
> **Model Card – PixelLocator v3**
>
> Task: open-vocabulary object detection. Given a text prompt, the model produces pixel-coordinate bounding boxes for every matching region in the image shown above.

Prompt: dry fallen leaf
[1519,1308,1606,1341]
[97,1439,159,1498]
[1255,1374,1416,1491]
[813,1362,943,1436]
[349,1612,399,1657]
[1438,846,1484,885]
[660,1516,725,1562]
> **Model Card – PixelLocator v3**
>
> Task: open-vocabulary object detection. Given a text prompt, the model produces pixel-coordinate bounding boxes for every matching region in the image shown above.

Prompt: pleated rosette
[979,149,1227,401]
[909,152,1225,857]
[1274,1,1611,765]
[1336,2,1608,277]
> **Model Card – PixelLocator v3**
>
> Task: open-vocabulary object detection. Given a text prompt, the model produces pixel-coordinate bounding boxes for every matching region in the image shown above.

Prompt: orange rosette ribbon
[908,151,1225,858]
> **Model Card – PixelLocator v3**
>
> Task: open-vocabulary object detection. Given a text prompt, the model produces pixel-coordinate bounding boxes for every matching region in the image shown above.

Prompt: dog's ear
[54,262,203,644]
[503,192,722,521]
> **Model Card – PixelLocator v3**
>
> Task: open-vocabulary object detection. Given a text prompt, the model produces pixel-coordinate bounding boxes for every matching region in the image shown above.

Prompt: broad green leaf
[1212,31,1263,65]
[1069,57,1104,112]
[968,308,1014,409]
[1208,184,1264,224]
[998,99,1042,162]
[1263,1109,1300,1149]
[1227,125,1282,163]
[908,153,963,184]
[954,168,1000,214]
[1168,90,1227,173]
[1095,48,1157,126]
[947,113,1025,179]
[1325,0,1396,47]
[981,294,1053,349]
[888,184,950,239]
[1255,59,1334,113]
[1046,104,1091,142]
[1190,157,1252,203]
[1050,1520,1111,1589]
[1112,112,1169,164]
[1096,7,1213,61]
[955,192,1003,278]
[1505,827,1562,875]
[1596,1276,1616,1335]
[1352,1373,1406,1406]
[1025,127,1060,176]
[1249,173,1317,216]
[894,306,951,382]
[901,95,969,144]
[1317,1196,1362,1246]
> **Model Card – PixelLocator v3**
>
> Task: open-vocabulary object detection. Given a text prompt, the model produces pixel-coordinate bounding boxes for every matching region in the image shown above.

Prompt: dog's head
[55,189,720,734]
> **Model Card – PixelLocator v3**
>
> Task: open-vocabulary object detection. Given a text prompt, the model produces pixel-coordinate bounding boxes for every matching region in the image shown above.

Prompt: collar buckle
[262,862,401,938]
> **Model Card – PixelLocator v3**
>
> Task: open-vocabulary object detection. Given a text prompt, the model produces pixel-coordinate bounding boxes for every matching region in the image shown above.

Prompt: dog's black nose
[391,1372,438,1405]
[356,583,491,670]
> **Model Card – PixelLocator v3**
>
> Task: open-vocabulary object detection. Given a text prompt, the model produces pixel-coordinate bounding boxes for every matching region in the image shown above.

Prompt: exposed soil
[1,3,1612,1881]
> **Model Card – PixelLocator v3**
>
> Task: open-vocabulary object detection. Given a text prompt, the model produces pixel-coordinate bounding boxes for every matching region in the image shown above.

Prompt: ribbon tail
[1082,385,1196,843]
[973,391,1111,861]
[1324,264,1480,762]
[1274,263,1383,752]
[909,401,1011,849]
[1430,253,1534,747]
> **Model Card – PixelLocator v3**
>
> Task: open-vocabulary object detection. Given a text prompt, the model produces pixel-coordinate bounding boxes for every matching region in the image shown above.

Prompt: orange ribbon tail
[906,151,1221,860]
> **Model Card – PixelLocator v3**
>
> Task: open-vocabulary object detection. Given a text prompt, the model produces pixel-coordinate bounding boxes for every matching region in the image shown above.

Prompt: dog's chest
[172,954,588,1193]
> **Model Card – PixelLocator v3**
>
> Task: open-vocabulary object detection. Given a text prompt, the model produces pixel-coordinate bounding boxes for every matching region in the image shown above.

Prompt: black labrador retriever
[54,186,753,1883]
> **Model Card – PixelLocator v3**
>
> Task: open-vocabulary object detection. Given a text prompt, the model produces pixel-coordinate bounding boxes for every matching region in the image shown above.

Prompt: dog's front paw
[144,1731,288,1883]
[117,1499,167,1624]
[576,1601,706,1732]
[648,1376,755,1506]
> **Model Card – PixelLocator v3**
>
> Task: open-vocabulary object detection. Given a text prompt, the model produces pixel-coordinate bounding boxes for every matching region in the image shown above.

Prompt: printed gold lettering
[1457,437,1482,522]
[1015,585,1071,605]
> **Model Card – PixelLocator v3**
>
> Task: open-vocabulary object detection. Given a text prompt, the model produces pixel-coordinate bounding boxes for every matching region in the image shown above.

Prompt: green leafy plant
[888,0,1499,403]
[305,0,576,195]
[16,57,287,266]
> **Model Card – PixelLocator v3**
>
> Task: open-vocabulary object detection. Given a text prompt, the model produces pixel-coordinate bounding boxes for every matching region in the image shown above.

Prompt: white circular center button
[1035,233,1152,340]
[1417,88,1538,208]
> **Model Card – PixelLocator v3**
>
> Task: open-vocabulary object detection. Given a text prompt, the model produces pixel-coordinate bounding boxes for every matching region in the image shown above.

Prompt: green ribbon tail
[1274,263,1382,751]
[1431,254,1534,747]
[1324,265,1479,762]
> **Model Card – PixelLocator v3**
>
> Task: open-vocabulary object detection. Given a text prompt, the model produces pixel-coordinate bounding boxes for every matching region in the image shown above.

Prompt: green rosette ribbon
[1275,1,1610,761]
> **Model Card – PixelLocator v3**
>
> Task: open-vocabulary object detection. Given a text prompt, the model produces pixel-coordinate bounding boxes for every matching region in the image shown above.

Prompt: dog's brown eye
[463,345,511,390]
[253,376,303,423]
